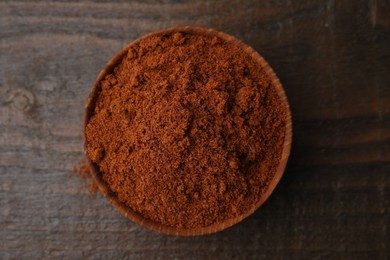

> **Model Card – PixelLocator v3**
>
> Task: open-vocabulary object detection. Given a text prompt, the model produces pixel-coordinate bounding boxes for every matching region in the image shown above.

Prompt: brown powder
[72,159,99,194]
[85,31,286,228]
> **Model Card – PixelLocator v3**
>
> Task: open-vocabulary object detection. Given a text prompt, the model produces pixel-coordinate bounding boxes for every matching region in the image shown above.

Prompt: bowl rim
[83,26,292,236]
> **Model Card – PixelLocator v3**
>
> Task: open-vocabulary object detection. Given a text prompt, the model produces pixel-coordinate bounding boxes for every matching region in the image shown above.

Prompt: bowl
[83,26,292,236]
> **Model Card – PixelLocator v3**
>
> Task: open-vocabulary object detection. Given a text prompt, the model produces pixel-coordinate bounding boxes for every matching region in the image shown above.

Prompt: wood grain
[0,0,389,259]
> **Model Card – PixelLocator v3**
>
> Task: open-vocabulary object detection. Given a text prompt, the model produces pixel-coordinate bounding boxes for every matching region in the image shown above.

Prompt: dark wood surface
[1,0,389,259]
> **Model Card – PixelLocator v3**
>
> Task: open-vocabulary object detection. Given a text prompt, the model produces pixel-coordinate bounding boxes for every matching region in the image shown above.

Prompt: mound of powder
[85,31,286,228]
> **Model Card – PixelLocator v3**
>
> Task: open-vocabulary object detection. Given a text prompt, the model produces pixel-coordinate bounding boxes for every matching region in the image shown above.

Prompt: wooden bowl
[83,27,292,236]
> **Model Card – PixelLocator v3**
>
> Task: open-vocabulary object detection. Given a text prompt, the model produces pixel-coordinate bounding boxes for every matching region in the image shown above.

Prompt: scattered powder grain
[72,159,98,194]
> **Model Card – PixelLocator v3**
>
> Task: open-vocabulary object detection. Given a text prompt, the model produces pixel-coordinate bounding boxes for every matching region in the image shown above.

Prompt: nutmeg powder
[85,31,286,228]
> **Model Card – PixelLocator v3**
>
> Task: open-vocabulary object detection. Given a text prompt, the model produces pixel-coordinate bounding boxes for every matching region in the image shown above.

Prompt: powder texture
[85,31,286,228]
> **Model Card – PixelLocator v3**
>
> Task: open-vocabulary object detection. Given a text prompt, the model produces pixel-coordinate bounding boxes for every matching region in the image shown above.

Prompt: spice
[72,158,98,194]
[85,31,286,228]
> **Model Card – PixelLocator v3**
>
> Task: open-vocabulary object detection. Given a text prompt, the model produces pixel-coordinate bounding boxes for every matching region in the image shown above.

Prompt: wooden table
[1,0,389,258]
